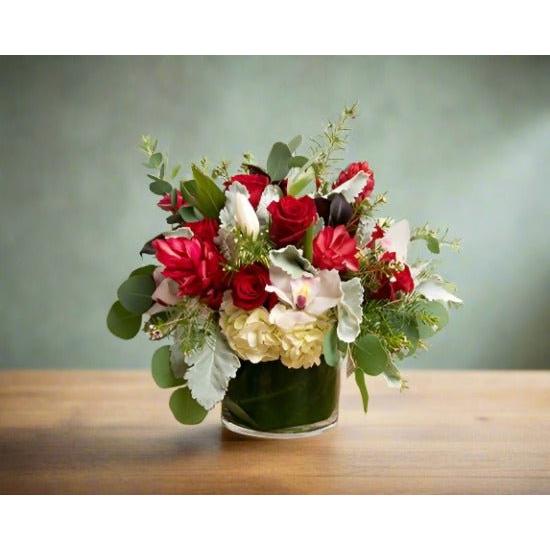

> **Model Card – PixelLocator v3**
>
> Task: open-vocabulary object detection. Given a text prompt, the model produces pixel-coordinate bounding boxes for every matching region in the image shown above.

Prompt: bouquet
[107,105,461,437]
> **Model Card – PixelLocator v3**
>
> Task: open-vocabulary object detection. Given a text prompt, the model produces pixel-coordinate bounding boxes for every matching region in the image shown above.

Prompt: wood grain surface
[0,369,549,494]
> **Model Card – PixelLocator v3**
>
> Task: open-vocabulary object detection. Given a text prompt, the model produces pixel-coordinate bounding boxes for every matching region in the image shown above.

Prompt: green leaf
[171,164,181,179]
[288,155,309,168]
[287,166,316,197]
[427,235,440,254]
[106,301,141,340]
[189,164,226,218]
[178,205,202,222]
[151,346,184,389]
[149,152,163,169]
[169,387,208,425]
[302,224,314,262]
[117,274,156,314]
[354,369,369,413]
[323,324,339,367]
[184,327,241,410]
[266,142,292,181]
[148,177,172,195]
[416,301,449,338]
[130,264,157,277]
[269,245,316,279]
[287,135,302,153]
[352,334,389,376]
[337,278,364,343]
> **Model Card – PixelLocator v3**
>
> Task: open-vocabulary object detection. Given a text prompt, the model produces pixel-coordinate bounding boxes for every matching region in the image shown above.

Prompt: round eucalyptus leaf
[417,301,449,339]
[130,264,157,277]
[169,387,208,425]
[106,301,141,340]
[352,334,389,376]
[117,274,155,314]
[266,142,292,181]
[152,346,184,389]
[149,178,172,195]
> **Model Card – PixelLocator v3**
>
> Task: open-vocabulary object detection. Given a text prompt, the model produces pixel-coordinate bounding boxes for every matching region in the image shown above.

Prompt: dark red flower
[267,195,317,247]
[313,225,359,271]
[157,191,185,213]
[372,251,414,301]
[367,224,385,248]
[185,219,219,242]
[227,174,270,208]
[333,161,375,203]
[231,263,276,311]
[152,236,226,308]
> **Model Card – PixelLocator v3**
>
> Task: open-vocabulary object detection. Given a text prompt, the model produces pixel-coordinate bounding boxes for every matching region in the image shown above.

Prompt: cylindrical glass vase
[221,359,340,439]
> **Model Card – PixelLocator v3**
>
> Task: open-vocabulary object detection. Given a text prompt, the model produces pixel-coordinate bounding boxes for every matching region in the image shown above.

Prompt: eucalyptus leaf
[149,178,172,195]
[149,152,163,169]
[427,235,440,254]
[170,337,190,379]
[266,142,292,181]
[169,387,208,425]
[352,334,389,376]
[151,346,184,388]
[269,245,316,279]
[337,278,364,343]
[354,369,369,413]
[416,300,449,338]
[178,205,202,222]
[184,329,241,410]
[288,155,308,168]
[117,274,155,314]
[106,301,141,340]
[130,264,157,277]
[323,324,339,367]
[287,135,302,153]
[171,164,181,179]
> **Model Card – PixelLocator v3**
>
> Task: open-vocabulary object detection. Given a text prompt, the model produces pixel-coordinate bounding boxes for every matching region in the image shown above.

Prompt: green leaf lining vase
[221,359,340,439]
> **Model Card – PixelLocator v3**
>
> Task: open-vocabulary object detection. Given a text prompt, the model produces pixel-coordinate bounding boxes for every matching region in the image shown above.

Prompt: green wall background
[1,56,549,369]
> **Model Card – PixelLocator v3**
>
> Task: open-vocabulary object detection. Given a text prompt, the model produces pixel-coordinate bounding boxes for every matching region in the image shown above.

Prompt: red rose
[152,236,226,308]
[231,263,276,311]
[313,225,359,271]
[228,174,270,208]
[372,251,414,301]
[267,195,317,247]
[333,161,375,202]
[157,191,185,213]
[185,219,219,242]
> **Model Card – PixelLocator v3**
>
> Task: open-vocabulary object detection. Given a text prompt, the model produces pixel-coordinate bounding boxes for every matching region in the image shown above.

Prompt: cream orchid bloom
[378,219,410,262]
[266,266,342,330]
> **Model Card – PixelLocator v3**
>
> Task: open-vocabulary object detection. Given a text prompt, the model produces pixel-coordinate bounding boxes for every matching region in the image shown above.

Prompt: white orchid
[377,219,410,262]
[266,267,342,330]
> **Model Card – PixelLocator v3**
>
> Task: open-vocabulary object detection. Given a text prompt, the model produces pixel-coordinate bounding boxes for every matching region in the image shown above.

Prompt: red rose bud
[313,225,360,272]
[267,195,317,247]
[185,218,219,242]
[157,191,185,213]
[152,236,226,307]
[228,173,270,208]
[231,263,274,311]
[333,161,375,202]
[372,251,414,300]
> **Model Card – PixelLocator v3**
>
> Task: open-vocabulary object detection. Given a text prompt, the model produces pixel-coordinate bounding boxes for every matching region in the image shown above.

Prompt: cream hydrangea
[220,295,280,363]
[274,305,332,369]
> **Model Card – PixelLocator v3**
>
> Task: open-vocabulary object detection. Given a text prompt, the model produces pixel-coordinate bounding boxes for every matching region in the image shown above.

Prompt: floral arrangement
[107,105,461,427]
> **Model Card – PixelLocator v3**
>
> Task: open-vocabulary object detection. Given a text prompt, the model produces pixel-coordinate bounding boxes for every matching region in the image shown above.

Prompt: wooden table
[0,370,548,494]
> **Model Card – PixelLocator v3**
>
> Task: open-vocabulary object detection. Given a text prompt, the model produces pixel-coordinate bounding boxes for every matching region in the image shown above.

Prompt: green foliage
[106,301,142,340]
[148,176,172,196]
[411,224,461,253]
[354,369,369,413]
[288,155,308,168]
[266,142,292,181]
[169,387,208,425]
[302,225,314,262]
[323,324,339,367]
[352,333,389,376]
[151,345,184,388]
[287,135,302,153]
[224,227,272,271]
[130,264,157,277]
[416,300,449,338]
[179,165,226,219]
[287,166,316,197]
[117,274,155,314]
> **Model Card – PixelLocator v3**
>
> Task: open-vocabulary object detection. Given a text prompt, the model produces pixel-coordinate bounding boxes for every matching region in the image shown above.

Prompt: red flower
[228,174,270,208]
[333,161,375,202]
[372,252,414,301]
[185,219,219,242]
[367,224,385,248]
[313,225,359,271]
[157,191,185,213]
[267,195,317,247]
[231,263,276,311]
[152,236,226,308]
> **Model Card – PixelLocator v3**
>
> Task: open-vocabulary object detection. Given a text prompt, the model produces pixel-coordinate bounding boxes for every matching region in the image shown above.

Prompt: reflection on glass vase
[221,359,340,439]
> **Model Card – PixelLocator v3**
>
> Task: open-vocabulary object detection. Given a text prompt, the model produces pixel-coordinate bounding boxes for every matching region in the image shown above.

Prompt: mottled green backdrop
[1,56,549,369]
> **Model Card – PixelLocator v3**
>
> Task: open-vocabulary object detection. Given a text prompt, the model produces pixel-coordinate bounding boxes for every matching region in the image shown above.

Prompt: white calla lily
[234,193,260,239]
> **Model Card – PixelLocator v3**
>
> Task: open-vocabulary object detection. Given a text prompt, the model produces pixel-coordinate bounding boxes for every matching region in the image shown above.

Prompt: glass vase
[221,359,340,439]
